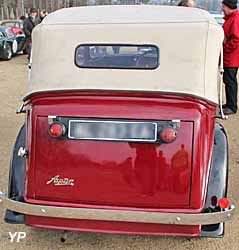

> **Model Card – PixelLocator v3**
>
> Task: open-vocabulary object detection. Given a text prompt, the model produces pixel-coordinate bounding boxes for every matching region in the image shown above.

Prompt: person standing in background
[39,9,47,23]
[222,0,239,115]
[23,8,41,62]
[177,0,196,7]
[19,15,26,26]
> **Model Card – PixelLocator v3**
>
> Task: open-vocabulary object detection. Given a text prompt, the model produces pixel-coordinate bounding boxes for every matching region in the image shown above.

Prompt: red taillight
[160,127,177,143]
[218,198,230,209]
[49,123,66,138]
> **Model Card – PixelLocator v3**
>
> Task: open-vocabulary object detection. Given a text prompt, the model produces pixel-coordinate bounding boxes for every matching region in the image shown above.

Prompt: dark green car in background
[0,26,19,60]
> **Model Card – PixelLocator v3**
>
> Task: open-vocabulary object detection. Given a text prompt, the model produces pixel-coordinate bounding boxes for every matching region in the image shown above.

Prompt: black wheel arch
[201,123,229,237]
[4,124,26,224]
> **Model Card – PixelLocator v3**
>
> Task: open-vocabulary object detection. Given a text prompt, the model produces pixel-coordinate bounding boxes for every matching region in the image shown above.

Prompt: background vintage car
[0,19,24,31]
[0,26,19,60]
[0,20,26,54]
[209,11,224,25]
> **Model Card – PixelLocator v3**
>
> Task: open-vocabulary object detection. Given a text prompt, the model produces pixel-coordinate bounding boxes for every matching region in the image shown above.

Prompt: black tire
[3,43,12,60]
[22,42,27,54]
[23,48,27,54]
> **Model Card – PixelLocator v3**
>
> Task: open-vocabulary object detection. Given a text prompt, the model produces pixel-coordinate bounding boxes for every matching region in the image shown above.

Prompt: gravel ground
[0,55,238,250]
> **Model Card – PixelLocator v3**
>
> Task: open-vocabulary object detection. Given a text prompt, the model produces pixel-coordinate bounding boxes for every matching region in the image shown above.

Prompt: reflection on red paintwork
[171,144,190,193]
[31,117,193,208]
[132,144,158,196]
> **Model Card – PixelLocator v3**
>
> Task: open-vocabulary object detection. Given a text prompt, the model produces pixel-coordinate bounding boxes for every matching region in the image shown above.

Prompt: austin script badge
[46,175,75,186]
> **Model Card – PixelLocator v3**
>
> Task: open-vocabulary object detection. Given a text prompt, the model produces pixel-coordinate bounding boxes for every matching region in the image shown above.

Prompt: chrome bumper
[0,192,235,225]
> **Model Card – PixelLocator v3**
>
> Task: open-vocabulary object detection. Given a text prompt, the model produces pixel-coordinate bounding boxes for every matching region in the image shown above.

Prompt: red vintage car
[0,5,235,238]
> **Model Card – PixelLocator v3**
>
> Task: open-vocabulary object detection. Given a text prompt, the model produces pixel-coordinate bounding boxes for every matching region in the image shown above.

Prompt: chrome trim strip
[48,115,57,125]
[68,119,158,142]
[0,193,235,225]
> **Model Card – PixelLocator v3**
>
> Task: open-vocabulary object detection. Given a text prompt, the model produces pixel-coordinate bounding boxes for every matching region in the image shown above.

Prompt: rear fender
[201,123,228,237]
[4,124,25,224]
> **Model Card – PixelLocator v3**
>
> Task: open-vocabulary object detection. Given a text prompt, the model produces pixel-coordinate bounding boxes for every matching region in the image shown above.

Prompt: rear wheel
[23,47,27,54]
[3,43,12,60]
[22,40,27,54]
[12,39,18,54]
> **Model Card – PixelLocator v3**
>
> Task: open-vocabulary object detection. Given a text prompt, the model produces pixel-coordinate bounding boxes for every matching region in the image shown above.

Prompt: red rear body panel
[33,117,193,207]
[24,92,216,236]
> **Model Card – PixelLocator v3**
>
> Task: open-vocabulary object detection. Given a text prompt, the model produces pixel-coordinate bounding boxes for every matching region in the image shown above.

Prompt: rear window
[75,44,159,69]
[2,22,16,27]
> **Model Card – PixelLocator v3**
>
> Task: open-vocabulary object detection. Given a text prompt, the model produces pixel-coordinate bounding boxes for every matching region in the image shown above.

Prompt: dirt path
[0,55,238,250]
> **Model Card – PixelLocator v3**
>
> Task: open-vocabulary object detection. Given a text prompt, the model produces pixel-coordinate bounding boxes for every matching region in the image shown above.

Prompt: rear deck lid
[32,115,193,209]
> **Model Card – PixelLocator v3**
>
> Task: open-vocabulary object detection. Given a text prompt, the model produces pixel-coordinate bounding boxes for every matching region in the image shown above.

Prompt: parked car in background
[0,6,235,238]
[0,19,23,30]
[0,20,26,53]
[0,26,19,60]
[210,11,224,25]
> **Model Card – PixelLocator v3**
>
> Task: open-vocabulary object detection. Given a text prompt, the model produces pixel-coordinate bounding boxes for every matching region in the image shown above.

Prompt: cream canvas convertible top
[29,5,224,103]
